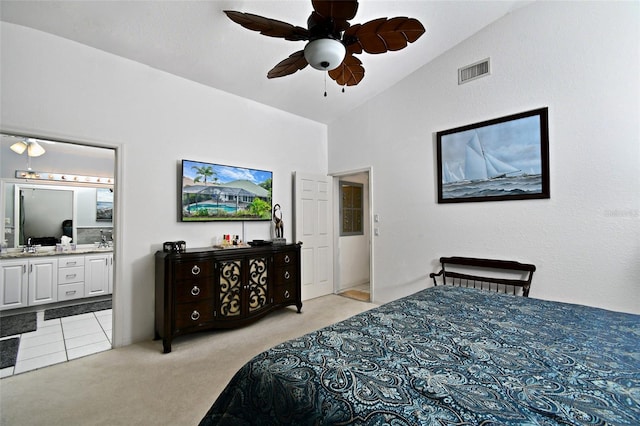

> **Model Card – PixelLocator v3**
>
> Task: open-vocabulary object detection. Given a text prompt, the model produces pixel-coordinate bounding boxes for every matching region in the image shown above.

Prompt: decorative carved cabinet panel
[155,244,302,353]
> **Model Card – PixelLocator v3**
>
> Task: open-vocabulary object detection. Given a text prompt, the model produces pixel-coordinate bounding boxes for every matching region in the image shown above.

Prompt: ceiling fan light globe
[27,141,46,157]
[10,141,27,155]
[304,38,346,71]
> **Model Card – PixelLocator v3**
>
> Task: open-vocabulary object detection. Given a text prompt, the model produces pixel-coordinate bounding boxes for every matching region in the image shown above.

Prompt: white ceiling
[0,1,530,124]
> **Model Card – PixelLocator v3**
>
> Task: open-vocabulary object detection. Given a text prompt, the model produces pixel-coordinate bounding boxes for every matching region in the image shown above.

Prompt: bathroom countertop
[0,246,113,259]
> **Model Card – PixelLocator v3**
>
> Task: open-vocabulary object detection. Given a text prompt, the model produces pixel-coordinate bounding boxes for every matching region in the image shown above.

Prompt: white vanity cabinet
[0,257,60,308]
[58,256,85,301]
[27,257,58,307]
[0,259,29,310]
[0,251,113,311]
[85,254,112,297]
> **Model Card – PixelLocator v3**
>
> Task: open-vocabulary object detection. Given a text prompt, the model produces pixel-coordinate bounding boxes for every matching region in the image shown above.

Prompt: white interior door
[294,172,333,300]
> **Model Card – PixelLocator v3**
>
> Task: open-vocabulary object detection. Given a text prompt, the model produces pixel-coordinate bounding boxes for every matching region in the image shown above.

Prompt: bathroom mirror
[14,184,75,246]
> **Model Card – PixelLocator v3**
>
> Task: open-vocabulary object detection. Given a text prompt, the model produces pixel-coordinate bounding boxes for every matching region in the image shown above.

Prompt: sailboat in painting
[464,132,520,181]
[441,131,542,200]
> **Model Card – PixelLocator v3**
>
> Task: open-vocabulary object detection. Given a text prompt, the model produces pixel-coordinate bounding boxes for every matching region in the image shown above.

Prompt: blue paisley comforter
[200,286,640,425]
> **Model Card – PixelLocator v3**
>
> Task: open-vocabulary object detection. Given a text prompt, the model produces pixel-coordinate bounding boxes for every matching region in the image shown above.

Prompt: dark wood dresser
[154,243,302,353]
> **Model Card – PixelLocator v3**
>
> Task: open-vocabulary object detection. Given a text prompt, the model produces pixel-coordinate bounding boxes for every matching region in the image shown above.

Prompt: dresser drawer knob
[66,274,77,279]
[284,290,290,299]
[190,310,200,321]
[284,255,290,263]
[284,271,290,280]
[191,286,201,296]
[191,265,201,275]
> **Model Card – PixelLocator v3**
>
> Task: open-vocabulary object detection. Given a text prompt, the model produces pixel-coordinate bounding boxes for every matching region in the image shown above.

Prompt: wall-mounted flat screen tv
[181,159,272,222]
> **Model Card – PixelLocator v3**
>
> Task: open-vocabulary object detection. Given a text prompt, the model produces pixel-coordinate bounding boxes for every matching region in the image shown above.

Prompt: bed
[199,286,640,425]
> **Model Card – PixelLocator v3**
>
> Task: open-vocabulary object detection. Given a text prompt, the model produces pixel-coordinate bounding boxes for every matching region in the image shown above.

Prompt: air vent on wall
[458,58,490,85]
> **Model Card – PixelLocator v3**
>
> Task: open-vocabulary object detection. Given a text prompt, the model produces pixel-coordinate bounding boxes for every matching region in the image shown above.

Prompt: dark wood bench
[429,256,536,297]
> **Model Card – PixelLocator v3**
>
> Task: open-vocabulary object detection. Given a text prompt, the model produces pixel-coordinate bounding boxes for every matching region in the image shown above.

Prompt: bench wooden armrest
[430,256,536,297]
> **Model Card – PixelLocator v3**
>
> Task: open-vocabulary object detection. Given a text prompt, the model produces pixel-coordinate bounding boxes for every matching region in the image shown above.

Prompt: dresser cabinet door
[247,256,269,314]
[216,259,242,318]
[215,255,270,320]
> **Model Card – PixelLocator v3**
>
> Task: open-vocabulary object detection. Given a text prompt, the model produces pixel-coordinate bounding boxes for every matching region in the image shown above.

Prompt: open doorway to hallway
[334,170,371,303]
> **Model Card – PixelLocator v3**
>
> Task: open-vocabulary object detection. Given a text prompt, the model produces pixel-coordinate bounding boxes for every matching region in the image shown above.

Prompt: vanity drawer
[58,282,85,301]
[59,256,85,268]
[58,266,85,284]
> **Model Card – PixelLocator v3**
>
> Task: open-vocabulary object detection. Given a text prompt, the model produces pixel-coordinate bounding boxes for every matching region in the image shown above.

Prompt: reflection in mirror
[17,185,73,246]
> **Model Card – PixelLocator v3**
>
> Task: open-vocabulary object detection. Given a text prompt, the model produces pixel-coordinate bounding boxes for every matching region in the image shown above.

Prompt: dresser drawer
[58,256,85,268]
[175,300,214,330]
[273,251,297,267]
[175,279,213,303]
[174,261,213,280]
[273,265,297,286]
[58,266,84,284]
[58,282,85,301]
[273,282,297,305]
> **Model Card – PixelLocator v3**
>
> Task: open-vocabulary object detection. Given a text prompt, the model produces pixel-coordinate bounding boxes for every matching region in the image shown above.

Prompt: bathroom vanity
[0,247,113,310]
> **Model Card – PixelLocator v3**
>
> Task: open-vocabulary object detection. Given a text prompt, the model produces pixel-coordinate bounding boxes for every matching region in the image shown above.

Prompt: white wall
[328,1,640,314]
[1,22,328,346]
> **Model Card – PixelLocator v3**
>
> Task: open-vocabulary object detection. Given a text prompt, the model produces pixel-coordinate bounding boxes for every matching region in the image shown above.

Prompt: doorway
[333,169,372,302]
[0,132,116,377]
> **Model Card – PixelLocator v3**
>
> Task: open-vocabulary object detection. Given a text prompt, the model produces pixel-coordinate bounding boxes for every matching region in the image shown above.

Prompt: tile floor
[0,309,112,378]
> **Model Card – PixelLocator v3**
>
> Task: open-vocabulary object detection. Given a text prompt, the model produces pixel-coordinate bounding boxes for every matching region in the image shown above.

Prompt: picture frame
[96,187,113,221]
[436,107,549,203]
[180,159,273,222]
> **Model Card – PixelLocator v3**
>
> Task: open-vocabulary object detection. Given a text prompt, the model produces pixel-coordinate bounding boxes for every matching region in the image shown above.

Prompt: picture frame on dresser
[436,107,550,203]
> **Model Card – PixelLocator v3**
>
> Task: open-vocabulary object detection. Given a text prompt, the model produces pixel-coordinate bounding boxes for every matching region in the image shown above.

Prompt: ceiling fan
[224,0,425,88]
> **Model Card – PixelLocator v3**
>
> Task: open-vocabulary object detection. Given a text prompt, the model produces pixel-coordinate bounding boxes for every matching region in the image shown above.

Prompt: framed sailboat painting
[436,107,550,203]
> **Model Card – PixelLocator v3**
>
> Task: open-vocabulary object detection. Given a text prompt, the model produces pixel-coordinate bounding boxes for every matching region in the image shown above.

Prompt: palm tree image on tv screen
[181,160,272,221]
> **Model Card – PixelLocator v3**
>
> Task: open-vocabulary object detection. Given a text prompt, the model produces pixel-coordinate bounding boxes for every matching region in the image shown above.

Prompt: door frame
[330,167,374,302]
[1,126,122,346]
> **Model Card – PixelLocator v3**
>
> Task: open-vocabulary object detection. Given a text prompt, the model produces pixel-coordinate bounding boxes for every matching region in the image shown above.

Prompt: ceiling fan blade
[344,17,425,55]
[328,54,365,86]
[224,11,310,41]
[309,1,358,34]
[267,51,309,79]
[312,0,358,21]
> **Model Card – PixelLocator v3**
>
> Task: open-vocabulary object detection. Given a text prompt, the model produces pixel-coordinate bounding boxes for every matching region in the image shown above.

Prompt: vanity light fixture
[15,169,114,185]
[10,138,46,157]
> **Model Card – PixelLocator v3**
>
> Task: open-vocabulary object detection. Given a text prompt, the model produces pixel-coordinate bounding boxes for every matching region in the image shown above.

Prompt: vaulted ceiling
[1,1,530,124]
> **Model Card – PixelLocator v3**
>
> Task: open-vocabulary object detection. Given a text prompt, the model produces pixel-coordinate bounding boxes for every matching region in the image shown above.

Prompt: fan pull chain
[324,72,327,97]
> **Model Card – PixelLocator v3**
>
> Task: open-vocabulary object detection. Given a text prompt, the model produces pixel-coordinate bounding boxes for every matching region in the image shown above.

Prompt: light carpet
[0,294,376,426]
